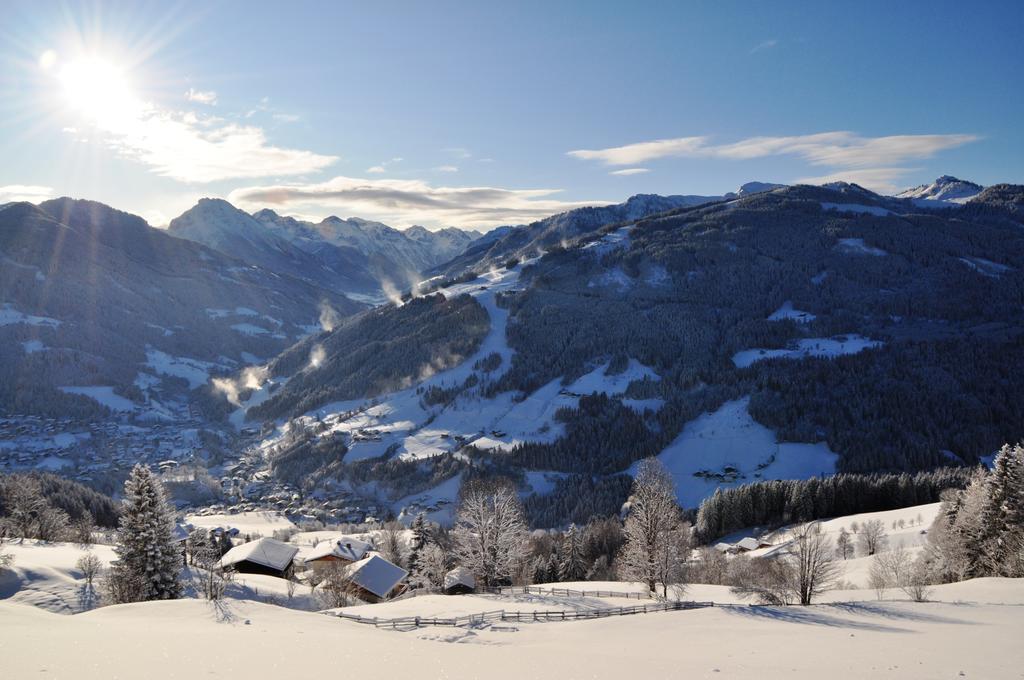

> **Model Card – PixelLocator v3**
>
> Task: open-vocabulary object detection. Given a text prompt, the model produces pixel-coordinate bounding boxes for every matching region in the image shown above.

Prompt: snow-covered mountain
[170,200,481,294]
[896,175,984,206]
[430,183,786,278]
[0,198,360,417]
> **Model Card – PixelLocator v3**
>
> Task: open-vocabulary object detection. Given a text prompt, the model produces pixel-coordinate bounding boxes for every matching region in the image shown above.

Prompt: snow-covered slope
[896,175,983,206]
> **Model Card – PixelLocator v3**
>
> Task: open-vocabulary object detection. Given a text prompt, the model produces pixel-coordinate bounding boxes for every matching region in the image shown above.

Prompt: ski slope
[733,335,882,368]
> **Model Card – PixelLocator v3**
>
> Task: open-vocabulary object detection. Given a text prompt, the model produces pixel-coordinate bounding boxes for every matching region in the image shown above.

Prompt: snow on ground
[230,323,269,335]
[21,339,45,353]
[588,266,633,291]
[582,225,632,255]
[58,386,136,412]
[0,303,61,327]
[145,349,215,389]
[834,237,888,256]
[393,473,463,525]
[767,300,815,323]
[184,511,297,537]
[0,540,117,614]
[821,202,893,217]
[958,256,1013,278]
[636,397,838,508]
[249,260,658,515]
[2,580,1023,679]
[732,335,882,368]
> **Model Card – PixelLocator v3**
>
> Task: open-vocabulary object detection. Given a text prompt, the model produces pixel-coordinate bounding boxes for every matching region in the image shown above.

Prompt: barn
[343,554,408,603]
[219,537,298,578]
[443,566,476,595]
[301,537,372,571]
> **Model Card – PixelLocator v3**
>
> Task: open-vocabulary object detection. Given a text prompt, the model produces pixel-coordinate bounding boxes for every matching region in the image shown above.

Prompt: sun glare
[57,57,140,127]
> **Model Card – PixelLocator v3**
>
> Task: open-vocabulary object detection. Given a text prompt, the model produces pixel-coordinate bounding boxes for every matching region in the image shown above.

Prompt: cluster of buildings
[0,415,206,481]
[217,534,475,603]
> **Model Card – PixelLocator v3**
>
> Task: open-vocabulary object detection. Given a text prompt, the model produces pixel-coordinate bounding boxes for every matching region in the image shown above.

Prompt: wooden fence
[488,586,653,600]
[333,600,712,630]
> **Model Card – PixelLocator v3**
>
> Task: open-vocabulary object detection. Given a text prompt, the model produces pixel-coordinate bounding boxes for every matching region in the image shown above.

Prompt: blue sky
[0,0,1021,229]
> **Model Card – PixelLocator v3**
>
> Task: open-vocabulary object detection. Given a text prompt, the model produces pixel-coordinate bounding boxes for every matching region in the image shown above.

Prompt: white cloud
[227,175,609,228]
[184,88,217,105]
[366,165,387,174]
[434,165,459,173]
[568,132,978,168]
[751,39,778,54]
[272,113,300,123]
[68,104,336,183]
[569,136,707,165]
[569,131,979,191]
[794,167,917,194]
[610,168,649,176]
[0,185,53,203]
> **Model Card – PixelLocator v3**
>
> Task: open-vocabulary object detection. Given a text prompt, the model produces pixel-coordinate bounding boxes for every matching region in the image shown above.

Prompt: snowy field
[3,501,1024,678]
[1,580,1022,679]
[184,511,297,537]
[733,335,882,368]
[636,397,838,508]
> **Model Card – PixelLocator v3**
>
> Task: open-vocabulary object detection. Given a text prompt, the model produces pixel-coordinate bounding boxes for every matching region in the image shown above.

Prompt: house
[343,554,408,603]
[443,566,476,595]
[219,537,298,578]
[301,537,372,571]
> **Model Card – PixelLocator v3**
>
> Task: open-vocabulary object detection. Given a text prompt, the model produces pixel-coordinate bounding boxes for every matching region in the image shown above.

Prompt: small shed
[302,537,372,571]
[443,566,476,595]
[344,554,408,603]
[219,537,298,578]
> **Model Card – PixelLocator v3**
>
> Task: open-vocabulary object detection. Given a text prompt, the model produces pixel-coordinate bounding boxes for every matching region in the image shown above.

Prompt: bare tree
[617,458,685,596]
[452,481,527,588]
[835,528,853,560]
[858,519,888,556]
[2,476,47,540]
[868,557,890,600]
[875,544,912,589]
[77,553,102,588]
[72,517,95,548]
[376,521,406,568]
[730,556,797,605]
[902,558,933,602]
[790,523,840,605]
[317,562,358,608]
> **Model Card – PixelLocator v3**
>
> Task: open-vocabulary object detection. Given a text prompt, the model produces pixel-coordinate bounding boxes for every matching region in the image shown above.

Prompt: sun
[57,56,140,128]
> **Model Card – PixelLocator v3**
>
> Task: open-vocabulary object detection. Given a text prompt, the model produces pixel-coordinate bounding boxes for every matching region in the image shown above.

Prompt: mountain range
[3,175,1022,525]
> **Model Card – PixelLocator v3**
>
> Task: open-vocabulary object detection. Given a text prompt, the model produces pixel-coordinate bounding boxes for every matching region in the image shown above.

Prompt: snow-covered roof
[219,537,298,572]
[735,537,761,551]
[713,542,732,553]
[443,566,475,590]
[344,554,408,599]
[302,537,372,564]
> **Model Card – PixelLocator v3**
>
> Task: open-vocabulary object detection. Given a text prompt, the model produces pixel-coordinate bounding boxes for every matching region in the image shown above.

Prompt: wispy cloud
[794,167,916,194]
[610,168,649,176]
[366,157,403,174]
[750,39,778,54]
[568,131,980,191]
[272,113,300,123]
[433,165,459,173]
[227,176,608,228]
[184,88,217,105]
[0,184,53,203]
[443,147,472,159]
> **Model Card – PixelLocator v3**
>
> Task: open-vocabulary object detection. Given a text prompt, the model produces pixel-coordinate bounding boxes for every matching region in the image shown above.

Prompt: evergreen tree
[558,524,586,582]
[982,444,1024,572]
[407,512,429,580]
[545,552,560,583]
[108,465,182,603]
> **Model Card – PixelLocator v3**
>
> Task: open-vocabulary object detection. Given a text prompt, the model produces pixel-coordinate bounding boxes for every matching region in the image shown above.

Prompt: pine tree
[545,552,560,583]
[558,524,586,582]
[407,513,429,580]
[982,444,1024,572]
[108,465,182,603]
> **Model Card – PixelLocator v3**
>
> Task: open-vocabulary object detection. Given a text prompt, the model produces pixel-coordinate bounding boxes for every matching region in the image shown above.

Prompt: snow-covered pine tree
[407,512,429,581]
[108,465,182,603]
[558,524,586,582]
[545,552,560,583]
[982,444,1024,573]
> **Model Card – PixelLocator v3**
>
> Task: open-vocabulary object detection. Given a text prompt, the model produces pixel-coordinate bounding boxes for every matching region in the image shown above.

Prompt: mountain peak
[897,176,983,204]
